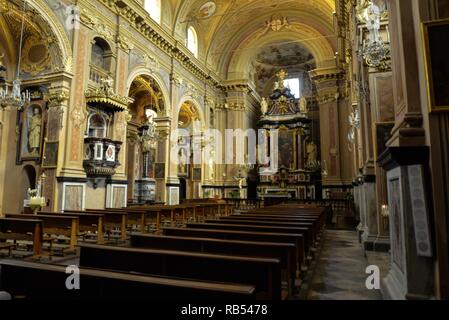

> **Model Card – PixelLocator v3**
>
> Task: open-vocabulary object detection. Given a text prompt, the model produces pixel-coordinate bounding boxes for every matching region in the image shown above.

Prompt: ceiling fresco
[168,0,335,74]
[253,42,316,97]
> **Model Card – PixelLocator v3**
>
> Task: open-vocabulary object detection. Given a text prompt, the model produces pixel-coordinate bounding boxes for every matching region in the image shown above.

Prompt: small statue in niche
[305,140,318,168]
[260,97,268,115]
[299,96,308,114]
[178,148,188,175]
[364,1,381,42]
[208,148,215,180]
[28,106,42,155]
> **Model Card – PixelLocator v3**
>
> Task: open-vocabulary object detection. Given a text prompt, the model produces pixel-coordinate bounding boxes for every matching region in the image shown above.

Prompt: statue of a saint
[178,149,187,175]
[28,107,42,155]
[208,149,215,180]
[306,140,318,168]
[273,81,280,91]
[299,96,308,113]
[260,97,268,115]
[364,1,381,42]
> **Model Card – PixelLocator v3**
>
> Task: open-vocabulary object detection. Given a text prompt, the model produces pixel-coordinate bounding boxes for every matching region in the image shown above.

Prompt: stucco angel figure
[260,97,268,115]
[299,96,308,114]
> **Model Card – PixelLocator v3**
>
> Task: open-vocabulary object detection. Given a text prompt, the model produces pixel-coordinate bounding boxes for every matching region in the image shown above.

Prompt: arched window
[144,0,161,24]
[87,113,107,138]
[187,26,198,58]
[91,38,111,71]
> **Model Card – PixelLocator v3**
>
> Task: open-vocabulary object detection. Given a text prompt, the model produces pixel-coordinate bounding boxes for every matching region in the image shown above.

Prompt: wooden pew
[66,210,128,241]
[162,227,306,273]
[79,243,282,300]
[0,259,256,300]
[130,233,297,295]
[40,211,105,244]
[185,222,313,256]
[0,218,43,256]
[5,213,78,250]
[222,215,322,242]
[205,218,317,244]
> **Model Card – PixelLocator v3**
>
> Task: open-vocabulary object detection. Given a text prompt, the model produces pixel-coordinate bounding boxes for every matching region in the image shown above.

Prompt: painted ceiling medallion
[198,1,216,19]
[21,36,52,76]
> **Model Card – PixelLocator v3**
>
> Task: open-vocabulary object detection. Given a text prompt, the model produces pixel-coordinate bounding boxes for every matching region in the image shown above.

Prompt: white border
[106,184,128,208]
[62,182,86,211]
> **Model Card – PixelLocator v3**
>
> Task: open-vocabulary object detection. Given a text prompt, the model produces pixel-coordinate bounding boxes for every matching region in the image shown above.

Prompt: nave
[1,0,449,302]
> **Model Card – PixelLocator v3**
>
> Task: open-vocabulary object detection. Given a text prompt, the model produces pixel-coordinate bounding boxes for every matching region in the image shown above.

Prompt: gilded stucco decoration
[20,35,52,75]
[85,77,131,112]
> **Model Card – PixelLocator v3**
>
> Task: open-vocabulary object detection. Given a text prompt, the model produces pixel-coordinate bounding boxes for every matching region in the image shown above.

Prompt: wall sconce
[381,204,389,217]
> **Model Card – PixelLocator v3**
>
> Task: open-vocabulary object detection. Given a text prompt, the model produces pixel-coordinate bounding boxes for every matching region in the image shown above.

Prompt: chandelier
[361,40,389,68]
[0,0,31,110]
[357,0,390,68]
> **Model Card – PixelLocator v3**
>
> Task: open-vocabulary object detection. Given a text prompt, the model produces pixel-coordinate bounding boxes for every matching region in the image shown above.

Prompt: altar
[257,70,321,200]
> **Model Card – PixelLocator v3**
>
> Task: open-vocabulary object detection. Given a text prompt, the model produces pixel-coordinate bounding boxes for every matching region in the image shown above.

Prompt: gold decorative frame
[21,36,52,76]
[422,18,449,112]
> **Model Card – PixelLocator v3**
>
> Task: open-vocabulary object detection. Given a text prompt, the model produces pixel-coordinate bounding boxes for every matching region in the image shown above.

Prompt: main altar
[257,70,321,200]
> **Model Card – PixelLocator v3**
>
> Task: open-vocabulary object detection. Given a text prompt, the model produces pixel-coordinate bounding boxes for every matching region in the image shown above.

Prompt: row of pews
[0,202,329,300]
[0,201,231,256]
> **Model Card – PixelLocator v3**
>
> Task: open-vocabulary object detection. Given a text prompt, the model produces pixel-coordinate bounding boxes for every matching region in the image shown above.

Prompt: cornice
[86,0,222,87]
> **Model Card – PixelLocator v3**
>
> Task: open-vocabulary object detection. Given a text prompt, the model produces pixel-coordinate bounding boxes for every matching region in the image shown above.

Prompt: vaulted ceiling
[166,0,336,78]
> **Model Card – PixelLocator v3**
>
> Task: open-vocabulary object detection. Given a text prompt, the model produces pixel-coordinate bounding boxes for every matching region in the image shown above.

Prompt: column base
[363,235,390,252]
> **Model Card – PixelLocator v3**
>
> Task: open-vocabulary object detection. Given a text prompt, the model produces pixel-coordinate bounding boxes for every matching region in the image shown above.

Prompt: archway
[176,100,204,200]
[127,75,166,204]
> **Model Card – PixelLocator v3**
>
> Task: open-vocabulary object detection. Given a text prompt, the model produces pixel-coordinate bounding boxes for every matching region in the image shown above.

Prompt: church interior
[0,0,448,302]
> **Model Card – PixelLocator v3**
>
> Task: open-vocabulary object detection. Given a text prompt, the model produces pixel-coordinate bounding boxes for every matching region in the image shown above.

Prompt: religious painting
[192,168,202,181]
[155,163,165,179]
[18,102,45,162]
[422,18,449,112]
[42,141,59,168]
[388,173,404,272]
[374,122,394,159]
[278,128,294,168]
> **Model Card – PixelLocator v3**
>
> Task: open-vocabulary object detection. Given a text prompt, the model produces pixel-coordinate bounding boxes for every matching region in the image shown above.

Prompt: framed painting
[374,122,394,159]
[155,163,165,179]
[192,168,202,181]
[422,18,449,112]
[278,128,294,168]
[42,140,59,168]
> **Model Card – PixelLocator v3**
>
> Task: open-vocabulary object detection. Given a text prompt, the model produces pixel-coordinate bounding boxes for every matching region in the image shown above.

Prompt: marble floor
[303,229,384,300]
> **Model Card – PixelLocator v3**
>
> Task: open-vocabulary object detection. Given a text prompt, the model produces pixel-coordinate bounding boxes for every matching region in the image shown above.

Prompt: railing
[223,198,263,211]
[292,199,355,216]
[83,137,122,177]
[89,64,110,85]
